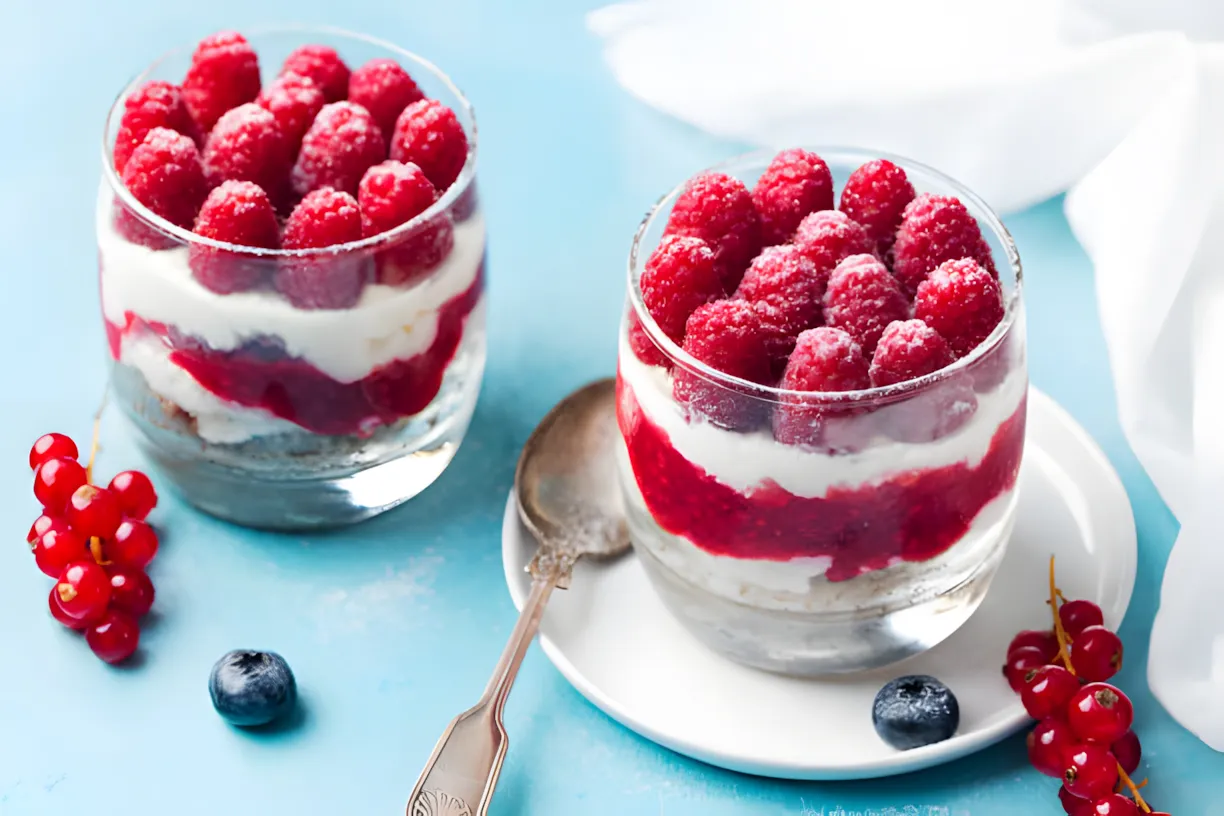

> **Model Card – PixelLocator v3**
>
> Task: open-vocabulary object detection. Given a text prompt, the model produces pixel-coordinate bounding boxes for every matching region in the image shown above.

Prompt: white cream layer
[619,332,1027,499]
[97,191,486,384]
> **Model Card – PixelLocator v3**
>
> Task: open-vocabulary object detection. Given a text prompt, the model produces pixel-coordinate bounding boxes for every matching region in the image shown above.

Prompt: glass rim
[627,145,1024,405]
[100,23,479,258]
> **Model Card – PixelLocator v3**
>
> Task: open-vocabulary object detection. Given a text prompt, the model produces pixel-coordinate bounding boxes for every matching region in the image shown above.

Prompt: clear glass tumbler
[98,28,485,529]
[616,148,1026,675]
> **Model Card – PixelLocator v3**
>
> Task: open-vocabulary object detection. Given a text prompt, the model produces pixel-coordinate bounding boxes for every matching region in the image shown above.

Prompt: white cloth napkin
[589,0,1224,750]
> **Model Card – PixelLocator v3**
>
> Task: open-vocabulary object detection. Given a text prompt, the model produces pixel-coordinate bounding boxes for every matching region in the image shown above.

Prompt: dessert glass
[98,28,485,529]
[617,148,1026,675]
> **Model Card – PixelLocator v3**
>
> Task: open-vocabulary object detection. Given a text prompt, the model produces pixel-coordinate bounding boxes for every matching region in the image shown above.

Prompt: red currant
[1008,629,1059,663]
[33,526,89,579]
[27,513,66,545]
[48,586,103,631]
[1027,717,1076,778]
[107,519,160,569]
[1111,730,1141,775]
[108,470,158,520]
[66,484,123,539]
[1021,664,1080,720]
[29,433,79,470]
[1071,625,1123,682]
[107,568,155,618]
[33,457,88,513]
[1068,683,1134,744]
[1090,794,1139,816]
[1059,787,1092,816]
[54,561,112,621]
[1063,742,1119,799]
[85,609,140,664]
[1004,645,1049,693]
[1060,599,1104,637]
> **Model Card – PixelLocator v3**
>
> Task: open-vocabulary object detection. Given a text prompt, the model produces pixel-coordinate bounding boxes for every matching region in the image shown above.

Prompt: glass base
[621,453,1017,675]
[111,331,484,531]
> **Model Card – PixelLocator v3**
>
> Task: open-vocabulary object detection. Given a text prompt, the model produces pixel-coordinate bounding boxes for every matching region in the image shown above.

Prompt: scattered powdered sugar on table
[312,554,444,640]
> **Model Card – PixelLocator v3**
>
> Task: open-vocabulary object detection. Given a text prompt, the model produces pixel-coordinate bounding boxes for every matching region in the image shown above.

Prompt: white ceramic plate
[501,388,1136,780]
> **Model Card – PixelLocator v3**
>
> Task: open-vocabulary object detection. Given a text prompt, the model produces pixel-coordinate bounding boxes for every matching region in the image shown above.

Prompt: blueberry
[209,650,297,727]
[872,674,959,750]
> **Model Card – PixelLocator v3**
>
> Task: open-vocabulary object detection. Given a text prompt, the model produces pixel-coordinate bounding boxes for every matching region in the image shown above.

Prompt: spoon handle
[406,573,558,815]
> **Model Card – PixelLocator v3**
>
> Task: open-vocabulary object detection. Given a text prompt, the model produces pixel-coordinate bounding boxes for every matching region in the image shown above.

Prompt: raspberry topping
[190,181,280,294]
[838,159,915,257]
[733,244,825,370]
[913,258,1005,358]
[117,127,208,244]
[275,187,368,309]
[181,31,261,133]
[639,235,724,343]
[663,172,761,291]
[113,81,201,173]
[869,319,954,386]
[256,73,326,150]
[280,45,351,103]
[358,160,453,285]
[390,99,469,192]
[751,148,834,247]
[892,193,997,296]
[673,300,771,430]
[823,254,910,355]
[291,101,387,197]
[348,58,425,140]
[202,103,291,203]
[773,327,870,448]
[792,210,876,276]
[627,313,669,368]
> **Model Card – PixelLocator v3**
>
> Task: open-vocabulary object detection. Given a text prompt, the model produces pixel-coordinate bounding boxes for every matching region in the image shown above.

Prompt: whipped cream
[619,332,1027,499]
[97,188,486,384]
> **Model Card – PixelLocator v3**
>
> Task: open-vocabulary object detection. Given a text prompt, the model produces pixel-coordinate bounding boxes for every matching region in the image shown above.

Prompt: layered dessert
[97,30,485,527]
[617,149,1026,670]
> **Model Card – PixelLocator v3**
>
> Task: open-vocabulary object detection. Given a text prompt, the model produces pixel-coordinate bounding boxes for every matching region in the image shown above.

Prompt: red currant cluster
[1005,558,1168,815]
[27,432,159,664]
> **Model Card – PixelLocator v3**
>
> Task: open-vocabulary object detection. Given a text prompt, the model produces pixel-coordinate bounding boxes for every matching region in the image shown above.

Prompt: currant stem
[84,389,108,484]
[1048,555,1077,676]
[1118,765,1151,812]
[89,537,110,566]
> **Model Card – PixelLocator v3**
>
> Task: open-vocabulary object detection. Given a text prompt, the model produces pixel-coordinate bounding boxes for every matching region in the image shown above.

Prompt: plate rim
[501,386,1137,780]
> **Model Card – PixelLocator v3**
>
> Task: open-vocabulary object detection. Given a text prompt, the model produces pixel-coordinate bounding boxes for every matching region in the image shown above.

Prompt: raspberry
[113,81,201,173]
[627,313,669,367]
[913,258,1004,358]
[348,58,424,139]
[639,235,724,343]
[390,99,469,192]
[751,148,834,247]
[733,244,824,371]
[823,254,909,355]
[792,210,876,277]
[673,300,771,430]
[116,127,208,246]
[358,160,453,286]
[202,103,291,203]
[291,101,387,197]
[869,319,954,386]
[838,159,916,257]
[190,181,280,294]
[773,327,870,448]
[181,31,261,133]
[280,45,351,103]
[892,193,997,296]
[663,172,761,291]
[275,187,369,309]
[256,73,326,150]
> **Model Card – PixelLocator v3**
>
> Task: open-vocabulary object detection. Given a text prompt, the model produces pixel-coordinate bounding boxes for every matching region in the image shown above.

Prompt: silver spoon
[406,377,628,816]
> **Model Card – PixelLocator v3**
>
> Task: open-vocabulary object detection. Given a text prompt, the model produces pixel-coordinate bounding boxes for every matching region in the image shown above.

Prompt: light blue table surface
[1,1,1219,813]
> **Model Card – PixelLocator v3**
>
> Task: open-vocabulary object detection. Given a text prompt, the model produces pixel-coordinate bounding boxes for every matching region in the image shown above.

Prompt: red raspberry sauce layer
[617,373,1026,582]
[106,262,484,436]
